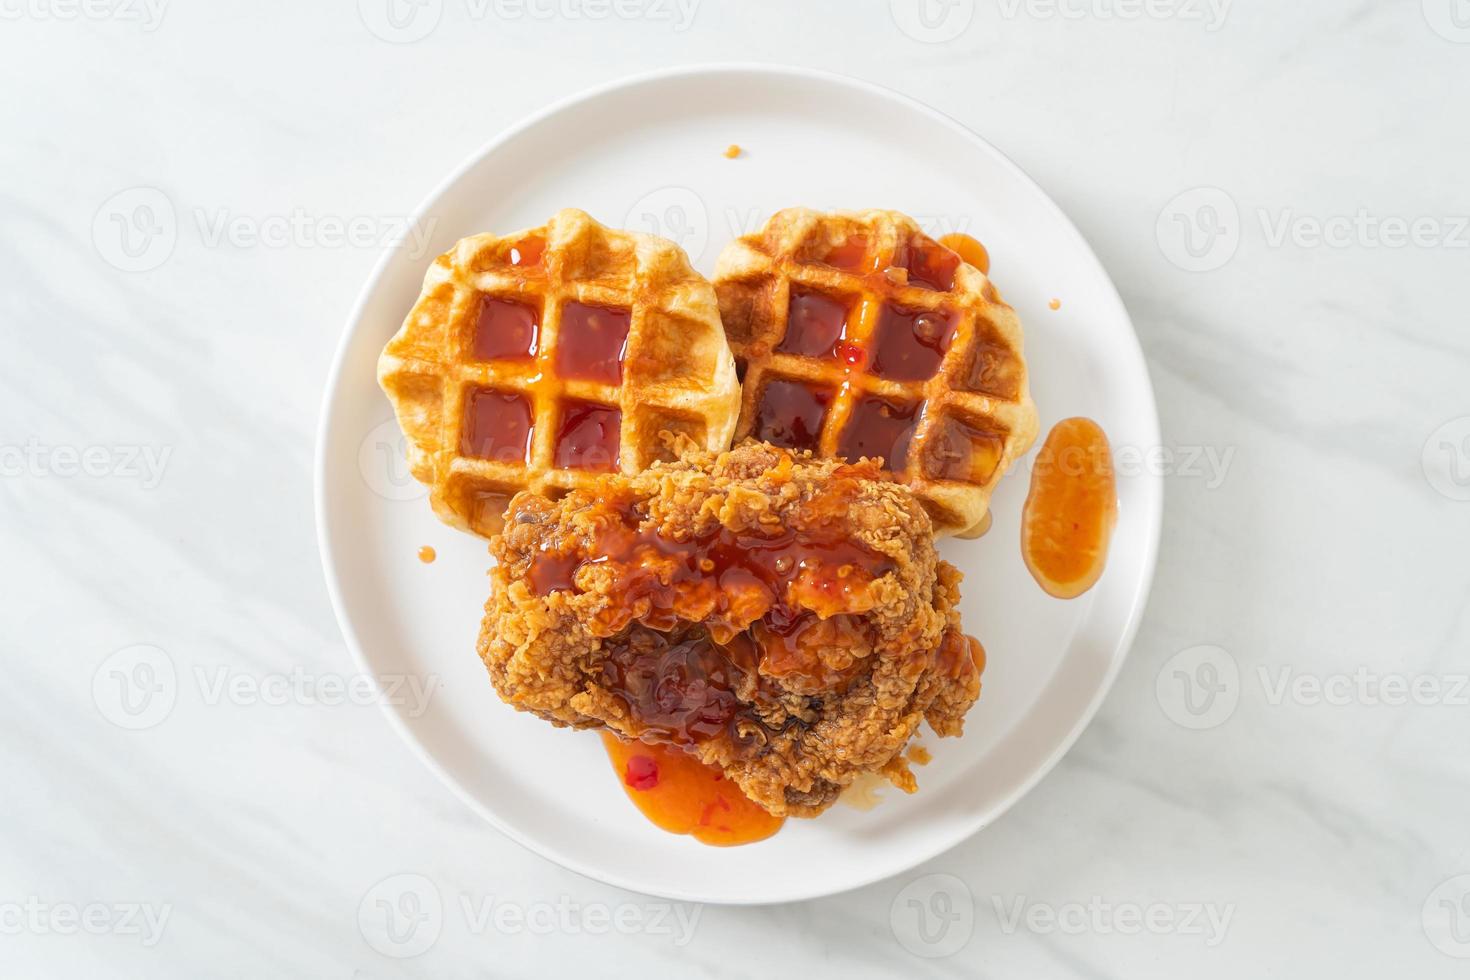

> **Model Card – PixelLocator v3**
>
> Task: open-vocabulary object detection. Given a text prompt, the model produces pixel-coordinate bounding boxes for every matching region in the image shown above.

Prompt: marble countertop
[4,2,1468,976]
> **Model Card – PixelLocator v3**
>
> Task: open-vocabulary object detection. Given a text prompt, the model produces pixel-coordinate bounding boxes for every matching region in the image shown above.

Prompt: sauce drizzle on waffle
[714,208,1039,536]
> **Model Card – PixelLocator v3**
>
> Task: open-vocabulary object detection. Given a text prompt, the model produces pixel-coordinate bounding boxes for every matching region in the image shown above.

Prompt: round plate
[316,65,1161,905]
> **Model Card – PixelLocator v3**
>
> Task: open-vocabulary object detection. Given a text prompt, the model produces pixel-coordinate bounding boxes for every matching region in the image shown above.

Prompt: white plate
[315,65,1161,905]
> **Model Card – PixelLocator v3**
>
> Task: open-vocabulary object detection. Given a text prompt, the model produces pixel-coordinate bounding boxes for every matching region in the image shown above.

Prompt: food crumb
[724,144,742,159]
[417,546,436,564]
[906,744,932,766]
[1049,298,1062,311]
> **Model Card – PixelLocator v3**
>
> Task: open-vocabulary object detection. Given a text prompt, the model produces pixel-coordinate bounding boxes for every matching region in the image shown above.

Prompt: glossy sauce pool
[601,733,784,846]
[1021,417,1118,600]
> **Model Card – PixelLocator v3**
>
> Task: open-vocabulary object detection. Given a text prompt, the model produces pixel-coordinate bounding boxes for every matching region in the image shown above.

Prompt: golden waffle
[714,208,1039,537]
[378,208,740,537]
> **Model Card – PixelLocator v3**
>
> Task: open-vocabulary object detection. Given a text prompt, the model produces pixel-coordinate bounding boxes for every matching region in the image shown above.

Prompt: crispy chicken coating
[477,442,983,817]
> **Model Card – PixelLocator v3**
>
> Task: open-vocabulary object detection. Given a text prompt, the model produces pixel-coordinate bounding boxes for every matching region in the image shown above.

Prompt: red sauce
[598,624,754,744]
[893,240,961,291]
[835,340,866,367]
[555,302,631,385]
[749,379,833,453]
[460,388,533,463]
[553,401,620,471]
[869,305,956,381]
[1021,417,1117,600]
[471,296,538,361]
[601,733,784,846]
[779,289,850,358]
[836,395,921,472]
[820,236,872,272]
[508,236,545,267]
[529,492,895,643]
[938,232,990,276]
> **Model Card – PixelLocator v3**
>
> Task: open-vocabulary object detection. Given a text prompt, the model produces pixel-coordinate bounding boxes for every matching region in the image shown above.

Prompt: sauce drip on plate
[601,733,784,846]
[1021,417,1118,599]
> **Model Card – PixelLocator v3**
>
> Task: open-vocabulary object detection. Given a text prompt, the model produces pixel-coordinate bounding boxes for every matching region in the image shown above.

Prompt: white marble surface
[4,1,1469,976]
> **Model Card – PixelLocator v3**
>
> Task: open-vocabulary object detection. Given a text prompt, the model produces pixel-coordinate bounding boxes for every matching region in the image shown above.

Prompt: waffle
[378,208,740,537]
[714,208,1039,537]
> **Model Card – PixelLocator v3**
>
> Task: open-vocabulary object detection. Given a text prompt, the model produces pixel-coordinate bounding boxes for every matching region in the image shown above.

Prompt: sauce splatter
[1020,418,1117,599]
[601,733,783,846]
[938,232,991,276]
[417,546,436,564]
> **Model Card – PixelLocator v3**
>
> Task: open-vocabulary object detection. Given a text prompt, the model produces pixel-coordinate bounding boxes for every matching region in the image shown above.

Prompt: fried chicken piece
[477,442,985,818]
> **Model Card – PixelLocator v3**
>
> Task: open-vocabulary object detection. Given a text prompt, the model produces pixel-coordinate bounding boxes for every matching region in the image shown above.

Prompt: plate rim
[314,61,1163,905]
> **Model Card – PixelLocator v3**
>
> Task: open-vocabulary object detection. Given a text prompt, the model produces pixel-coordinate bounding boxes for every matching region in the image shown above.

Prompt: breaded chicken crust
[477,442,983,817]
